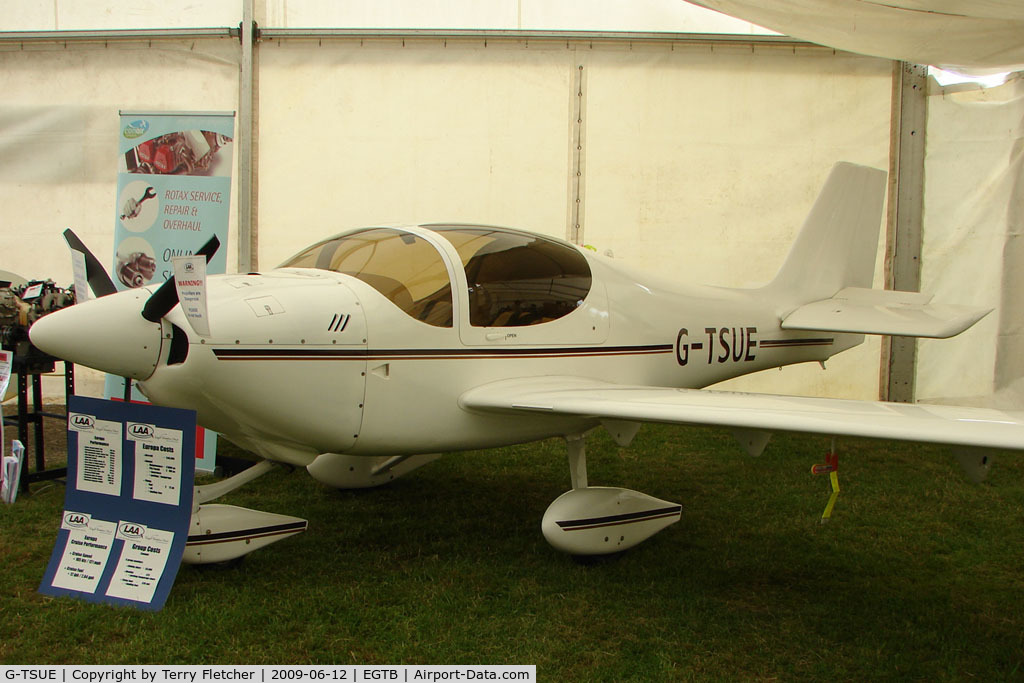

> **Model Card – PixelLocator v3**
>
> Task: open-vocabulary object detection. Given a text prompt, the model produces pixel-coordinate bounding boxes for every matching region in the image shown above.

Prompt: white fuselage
[132,227,859,466]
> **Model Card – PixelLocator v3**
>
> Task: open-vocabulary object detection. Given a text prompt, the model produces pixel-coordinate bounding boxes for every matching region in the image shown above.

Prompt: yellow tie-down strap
[811,445,840,523]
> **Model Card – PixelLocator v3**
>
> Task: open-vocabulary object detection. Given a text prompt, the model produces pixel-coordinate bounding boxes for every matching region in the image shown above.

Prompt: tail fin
[765,162,888,306]
[765,162,990,339]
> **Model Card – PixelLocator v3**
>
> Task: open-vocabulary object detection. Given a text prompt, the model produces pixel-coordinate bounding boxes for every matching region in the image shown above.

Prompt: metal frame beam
[238,1,258,273]
[881,62,928,402]
[0,27,813,49]
[257,28,809,47]
[0,28,237,44]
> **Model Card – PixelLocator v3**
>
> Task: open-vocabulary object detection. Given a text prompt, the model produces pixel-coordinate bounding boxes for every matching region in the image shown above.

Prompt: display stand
[1,353,74,492]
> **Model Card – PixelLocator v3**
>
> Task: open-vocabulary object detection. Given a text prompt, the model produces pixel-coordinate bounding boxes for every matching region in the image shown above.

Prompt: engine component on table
[0,286,20,329]
[117,251,157,288]
[129,130,231,175]
[0,279,76,357]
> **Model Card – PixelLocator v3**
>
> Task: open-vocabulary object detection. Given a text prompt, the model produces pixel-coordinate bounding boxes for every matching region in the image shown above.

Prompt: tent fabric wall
[0,38,240,396]
[0,39,241,287]
[258,37,892,398]
[257,39,577,267]
[2,33,896,401]
[918,76,1024,407]
[582,43,891,398]
[4,0,765,35]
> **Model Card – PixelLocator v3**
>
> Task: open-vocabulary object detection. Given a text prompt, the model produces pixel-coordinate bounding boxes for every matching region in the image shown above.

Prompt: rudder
[765,162,888,308]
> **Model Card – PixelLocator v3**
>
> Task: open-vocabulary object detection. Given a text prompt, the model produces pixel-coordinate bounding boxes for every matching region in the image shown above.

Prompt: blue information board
[39,396,196,611]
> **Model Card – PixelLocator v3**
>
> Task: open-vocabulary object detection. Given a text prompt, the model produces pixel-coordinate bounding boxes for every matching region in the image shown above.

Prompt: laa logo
[119,523,145,539]
[63,512,90,528]
[128,423,154,439]
[69,414,95,430]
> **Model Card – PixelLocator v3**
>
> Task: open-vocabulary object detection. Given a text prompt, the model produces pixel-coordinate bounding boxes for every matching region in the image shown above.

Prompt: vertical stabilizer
[765,162,888,307]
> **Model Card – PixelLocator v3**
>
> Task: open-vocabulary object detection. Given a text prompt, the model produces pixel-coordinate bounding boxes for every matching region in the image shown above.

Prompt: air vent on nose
[327,313,350,333]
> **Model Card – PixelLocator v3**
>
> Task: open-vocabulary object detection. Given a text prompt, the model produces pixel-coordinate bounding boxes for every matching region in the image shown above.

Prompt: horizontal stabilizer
[781,287,990,339]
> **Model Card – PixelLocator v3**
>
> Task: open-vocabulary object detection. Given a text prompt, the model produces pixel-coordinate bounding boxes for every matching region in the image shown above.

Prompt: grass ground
[2,416,1023,679]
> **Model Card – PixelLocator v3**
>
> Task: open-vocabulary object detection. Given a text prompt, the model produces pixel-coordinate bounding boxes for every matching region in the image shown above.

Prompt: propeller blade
[63,228,117,298]
[141,235,221,323]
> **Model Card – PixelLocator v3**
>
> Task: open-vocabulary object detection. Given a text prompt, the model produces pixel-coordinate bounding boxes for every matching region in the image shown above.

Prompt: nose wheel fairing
[184,504,307,564]
[184,460,307,564]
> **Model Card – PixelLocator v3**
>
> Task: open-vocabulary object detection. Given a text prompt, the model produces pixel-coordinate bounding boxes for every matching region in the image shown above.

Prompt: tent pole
[238,0,259,273]
[881,61,928,402]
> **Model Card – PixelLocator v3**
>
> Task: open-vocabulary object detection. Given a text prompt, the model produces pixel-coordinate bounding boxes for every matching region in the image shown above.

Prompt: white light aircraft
[30,163,1024,563]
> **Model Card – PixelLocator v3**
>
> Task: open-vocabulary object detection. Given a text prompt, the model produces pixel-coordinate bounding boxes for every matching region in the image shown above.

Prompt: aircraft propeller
[30,230,221,383]
[63,228,117,298]
[61,227,218,323]
[141,234,219,323]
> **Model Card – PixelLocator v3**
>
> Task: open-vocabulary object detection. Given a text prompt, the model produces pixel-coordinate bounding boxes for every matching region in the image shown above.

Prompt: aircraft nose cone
[30,289,164,380]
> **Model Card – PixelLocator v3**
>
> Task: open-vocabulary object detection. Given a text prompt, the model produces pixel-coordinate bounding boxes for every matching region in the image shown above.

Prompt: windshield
[431,225,592,327]
[281,228,453,327]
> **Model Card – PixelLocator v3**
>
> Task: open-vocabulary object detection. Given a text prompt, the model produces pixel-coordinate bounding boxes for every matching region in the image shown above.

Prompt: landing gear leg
[566,433,588,489]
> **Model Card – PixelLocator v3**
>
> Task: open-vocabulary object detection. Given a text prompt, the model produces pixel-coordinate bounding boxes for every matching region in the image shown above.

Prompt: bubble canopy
[279,225,592,328]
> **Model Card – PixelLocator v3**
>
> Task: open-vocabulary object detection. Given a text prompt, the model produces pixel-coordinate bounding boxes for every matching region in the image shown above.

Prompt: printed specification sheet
[49,512,117,594]
[69,412,123,497]
[127,422,184,505]
[106,522,175,604]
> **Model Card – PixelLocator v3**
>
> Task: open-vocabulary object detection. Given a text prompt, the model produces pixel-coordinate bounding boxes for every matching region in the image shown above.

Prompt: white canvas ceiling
[687,0,1024,71]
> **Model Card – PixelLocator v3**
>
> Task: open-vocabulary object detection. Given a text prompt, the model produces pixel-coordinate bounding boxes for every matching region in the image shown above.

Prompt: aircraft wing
[460,376,1024,452]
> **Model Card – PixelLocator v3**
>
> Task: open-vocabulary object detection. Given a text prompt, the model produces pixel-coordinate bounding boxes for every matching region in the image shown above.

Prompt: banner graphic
[114,112,233,287]
[108,111,235,472]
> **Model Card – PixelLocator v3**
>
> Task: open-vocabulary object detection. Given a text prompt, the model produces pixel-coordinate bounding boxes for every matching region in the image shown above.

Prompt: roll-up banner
[106,111,235,472]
